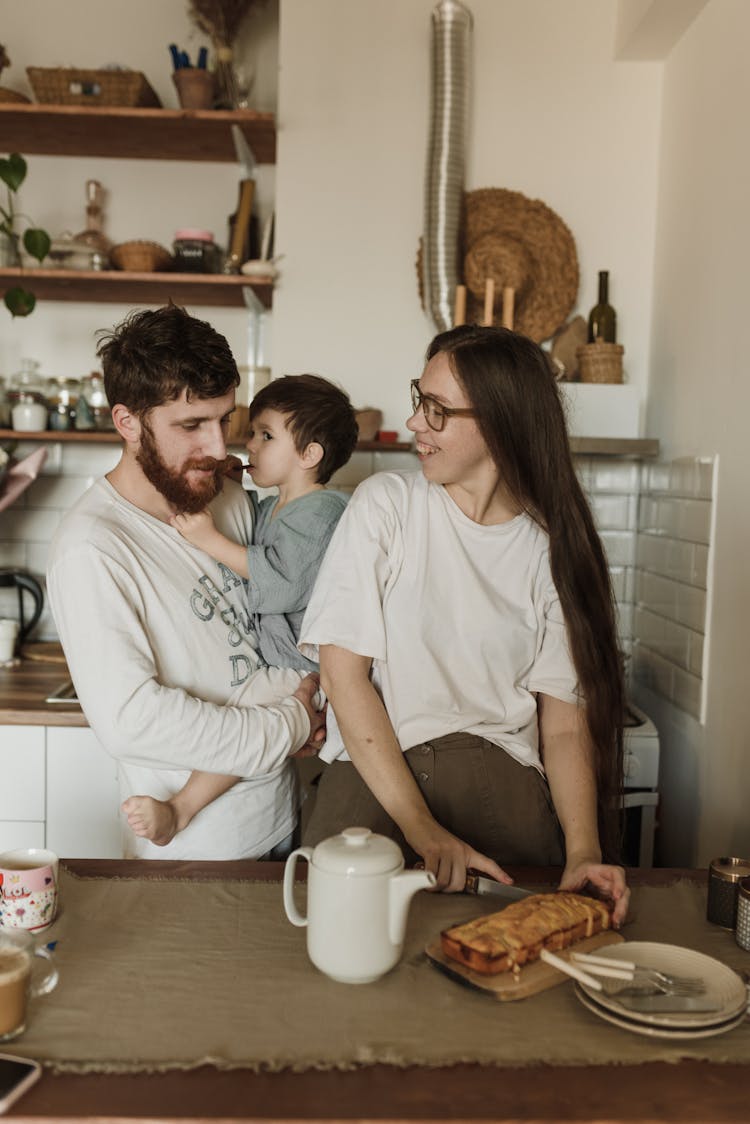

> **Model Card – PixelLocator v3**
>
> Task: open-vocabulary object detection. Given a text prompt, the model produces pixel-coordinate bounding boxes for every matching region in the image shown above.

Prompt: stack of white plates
[574,942,749,1039]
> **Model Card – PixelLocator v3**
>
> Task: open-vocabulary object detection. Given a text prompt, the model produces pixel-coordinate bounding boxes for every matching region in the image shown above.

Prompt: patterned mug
[0,849,59,933]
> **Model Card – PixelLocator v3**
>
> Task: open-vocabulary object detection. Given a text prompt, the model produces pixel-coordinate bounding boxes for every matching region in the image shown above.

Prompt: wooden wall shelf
[0,104,276,163]
[0,268,273,309]
[0,429,414,453]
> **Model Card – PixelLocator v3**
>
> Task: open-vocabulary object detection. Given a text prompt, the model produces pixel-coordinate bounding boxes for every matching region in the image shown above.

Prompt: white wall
[274,0,662,435]
[645,0,750,864]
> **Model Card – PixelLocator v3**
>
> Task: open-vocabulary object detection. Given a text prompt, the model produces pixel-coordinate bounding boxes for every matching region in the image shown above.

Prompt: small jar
[173,228,218,273]
[7,358,46,409]
[0,376,10,428]
[77,371,113,431]
[46,377,80,432]
[736,877,750,951]
[707,857,750,928]
[12,394,48,432]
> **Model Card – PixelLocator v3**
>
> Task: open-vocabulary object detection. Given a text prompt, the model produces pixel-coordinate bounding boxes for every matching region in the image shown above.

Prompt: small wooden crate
[26,67,160,108]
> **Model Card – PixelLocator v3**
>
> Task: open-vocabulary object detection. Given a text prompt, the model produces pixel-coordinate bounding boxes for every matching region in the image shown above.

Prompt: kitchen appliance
[0,571,43,657]
[622,703,660,868]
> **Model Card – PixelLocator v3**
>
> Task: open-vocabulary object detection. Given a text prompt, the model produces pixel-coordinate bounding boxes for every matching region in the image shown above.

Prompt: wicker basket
[26,67,160,107]
[110,241,172,273]
[576,341,624,384]
[0,86,31,104]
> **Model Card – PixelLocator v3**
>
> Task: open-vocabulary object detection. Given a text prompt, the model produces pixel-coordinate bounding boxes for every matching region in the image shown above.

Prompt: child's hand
[170,509,217,551]
[223,455,246,484]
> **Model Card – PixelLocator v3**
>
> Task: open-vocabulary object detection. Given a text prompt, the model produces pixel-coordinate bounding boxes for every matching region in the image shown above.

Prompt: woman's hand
[408,816,513,893]
[559,856,630,927]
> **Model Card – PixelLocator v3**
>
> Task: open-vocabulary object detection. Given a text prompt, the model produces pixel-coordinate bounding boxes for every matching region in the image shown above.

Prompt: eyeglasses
[409,380,476,432]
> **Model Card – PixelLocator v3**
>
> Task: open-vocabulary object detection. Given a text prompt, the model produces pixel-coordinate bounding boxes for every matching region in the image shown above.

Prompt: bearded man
[47,305,325,860]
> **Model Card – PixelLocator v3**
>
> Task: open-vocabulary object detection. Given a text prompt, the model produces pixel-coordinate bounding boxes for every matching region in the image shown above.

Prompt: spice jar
[173,229,219,273]
[735,877,750,951]
[77,372,113,431]
[8,359,48,432]
[707,857,750,928]
[46,377,81,432]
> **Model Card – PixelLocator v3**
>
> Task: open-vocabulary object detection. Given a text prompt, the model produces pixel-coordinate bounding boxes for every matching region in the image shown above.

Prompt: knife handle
[226,179,255,272]
[463,871,480,894]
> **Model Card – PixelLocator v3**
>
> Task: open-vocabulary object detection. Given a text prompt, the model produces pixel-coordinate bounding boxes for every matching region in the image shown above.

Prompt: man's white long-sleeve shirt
[47,478,310,859]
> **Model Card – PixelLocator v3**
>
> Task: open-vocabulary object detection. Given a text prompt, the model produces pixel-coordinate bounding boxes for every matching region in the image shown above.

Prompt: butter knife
[613,994,723,1014]
[463,872,535,901]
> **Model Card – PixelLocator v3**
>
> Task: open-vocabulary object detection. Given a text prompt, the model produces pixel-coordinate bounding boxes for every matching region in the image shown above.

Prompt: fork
[569,952,706,994]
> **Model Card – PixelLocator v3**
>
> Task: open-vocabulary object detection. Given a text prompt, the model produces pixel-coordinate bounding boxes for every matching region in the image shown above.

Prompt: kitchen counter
[0,643,85,727]
[6,861,748,1123]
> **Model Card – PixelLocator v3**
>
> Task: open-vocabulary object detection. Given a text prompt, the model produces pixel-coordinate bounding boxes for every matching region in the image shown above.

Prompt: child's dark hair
[250,374,359,484]
[97,304,239,415]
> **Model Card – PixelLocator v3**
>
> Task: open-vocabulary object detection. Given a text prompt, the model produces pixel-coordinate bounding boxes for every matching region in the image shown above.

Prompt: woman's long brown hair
[426,326,625,862]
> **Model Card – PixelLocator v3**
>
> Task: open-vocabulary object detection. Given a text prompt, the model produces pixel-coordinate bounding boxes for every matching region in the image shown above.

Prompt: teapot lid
[312,827,403,876]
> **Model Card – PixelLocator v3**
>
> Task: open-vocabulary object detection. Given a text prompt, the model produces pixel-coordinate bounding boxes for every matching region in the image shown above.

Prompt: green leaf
[0,153,27,193]
[23,227,50,262]
[4,287,36,317]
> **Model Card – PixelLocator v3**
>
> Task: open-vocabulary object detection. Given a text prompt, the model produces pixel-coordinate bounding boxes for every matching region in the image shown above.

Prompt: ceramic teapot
[282,827,436,984]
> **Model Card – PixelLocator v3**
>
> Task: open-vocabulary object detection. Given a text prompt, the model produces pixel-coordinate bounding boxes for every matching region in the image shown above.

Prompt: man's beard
[137,419,226,514]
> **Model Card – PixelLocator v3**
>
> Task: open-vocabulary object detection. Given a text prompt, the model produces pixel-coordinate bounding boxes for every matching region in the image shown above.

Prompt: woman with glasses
[299,325,628,924]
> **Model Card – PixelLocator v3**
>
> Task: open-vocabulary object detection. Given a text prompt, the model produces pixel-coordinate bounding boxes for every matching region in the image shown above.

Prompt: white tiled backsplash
[0,443,715,722]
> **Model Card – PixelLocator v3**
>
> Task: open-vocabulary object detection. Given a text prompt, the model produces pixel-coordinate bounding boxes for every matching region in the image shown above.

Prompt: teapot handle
[282,846,313,927]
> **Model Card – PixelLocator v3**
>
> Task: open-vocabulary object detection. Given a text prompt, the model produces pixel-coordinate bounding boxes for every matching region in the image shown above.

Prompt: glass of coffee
[0,929,59,1042]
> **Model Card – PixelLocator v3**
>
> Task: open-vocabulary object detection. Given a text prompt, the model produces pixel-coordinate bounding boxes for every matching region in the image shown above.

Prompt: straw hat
[461,188,579,342]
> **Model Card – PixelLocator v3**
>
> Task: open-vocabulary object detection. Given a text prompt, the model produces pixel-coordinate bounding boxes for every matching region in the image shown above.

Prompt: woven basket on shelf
[576,341,624,384]
[0,87,31,104]
[110,241,172,273]
[26,67,160,107]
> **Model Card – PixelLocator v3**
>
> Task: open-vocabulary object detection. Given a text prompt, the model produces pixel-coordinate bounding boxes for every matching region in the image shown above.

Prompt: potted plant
[0,152,51,317]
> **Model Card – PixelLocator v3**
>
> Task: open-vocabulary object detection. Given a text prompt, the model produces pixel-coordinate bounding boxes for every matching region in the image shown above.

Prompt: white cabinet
[0,725,122,858]
[46,728,122,858]
[0,726,46,848]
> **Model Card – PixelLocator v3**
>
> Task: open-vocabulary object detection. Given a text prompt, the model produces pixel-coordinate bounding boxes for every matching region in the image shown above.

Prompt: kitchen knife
[463,872,535,901]
[225,124,258,274]
[612,994,724,1014]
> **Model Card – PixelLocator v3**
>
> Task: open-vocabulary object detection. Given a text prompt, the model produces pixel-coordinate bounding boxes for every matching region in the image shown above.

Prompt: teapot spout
[388,868,436,947]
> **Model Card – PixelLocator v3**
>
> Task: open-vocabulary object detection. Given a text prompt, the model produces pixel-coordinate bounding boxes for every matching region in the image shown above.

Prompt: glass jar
[77,372,113,431]
[0,376,10,428]
[46,377,81,432]
[7,358,45,406]
[173,229,219,273]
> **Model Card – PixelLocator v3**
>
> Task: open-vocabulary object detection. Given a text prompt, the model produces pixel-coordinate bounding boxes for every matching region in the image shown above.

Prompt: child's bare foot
[122,795,179,846]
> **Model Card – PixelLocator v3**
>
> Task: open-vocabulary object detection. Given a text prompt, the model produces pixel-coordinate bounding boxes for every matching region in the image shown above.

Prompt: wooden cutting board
[425,929,624,1001]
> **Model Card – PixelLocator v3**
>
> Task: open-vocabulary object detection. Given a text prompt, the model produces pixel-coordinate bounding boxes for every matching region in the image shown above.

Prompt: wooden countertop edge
[0,706,87,727]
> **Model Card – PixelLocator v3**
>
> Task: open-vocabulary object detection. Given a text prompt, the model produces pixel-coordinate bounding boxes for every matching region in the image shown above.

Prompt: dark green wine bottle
[587,270,617,343]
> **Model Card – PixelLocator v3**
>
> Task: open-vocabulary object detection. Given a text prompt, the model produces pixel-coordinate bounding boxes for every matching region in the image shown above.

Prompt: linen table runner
[13,868,750,1074]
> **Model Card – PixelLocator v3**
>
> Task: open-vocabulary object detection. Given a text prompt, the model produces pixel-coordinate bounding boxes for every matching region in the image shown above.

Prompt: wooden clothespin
[502,286,515,330]
[483,278,495,327]
[453,284,466,327]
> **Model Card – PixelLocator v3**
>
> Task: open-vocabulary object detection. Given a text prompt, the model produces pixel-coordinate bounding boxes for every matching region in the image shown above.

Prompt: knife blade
[612,994,724,1014]
[463,872,535,902]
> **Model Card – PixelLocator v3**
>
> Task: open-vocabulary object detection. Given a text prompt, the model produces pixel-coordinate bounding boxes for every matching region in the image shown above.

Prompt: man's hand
[170,510,219,553]
[292,673,327,757]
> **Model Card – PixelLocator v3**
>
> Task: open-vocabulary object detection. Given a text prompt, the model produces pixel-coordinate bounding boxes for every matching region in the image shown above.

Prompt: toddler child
[122,373,359,846]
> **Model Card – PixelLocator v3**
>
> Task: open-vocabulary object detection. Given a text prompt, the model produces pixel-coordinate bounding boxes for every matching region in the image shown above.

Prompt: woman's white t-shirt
[299,470,578,770]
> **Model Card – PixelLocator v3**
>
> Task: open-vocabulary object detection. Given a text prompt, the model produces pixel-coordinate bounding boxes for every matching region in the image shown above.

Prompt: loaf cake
[441,892,612,976]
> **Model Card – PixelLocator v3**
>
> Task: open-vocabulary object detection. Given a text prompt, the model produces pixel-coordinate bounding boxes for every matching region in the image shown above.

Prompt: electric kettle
[0,570,44,657]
